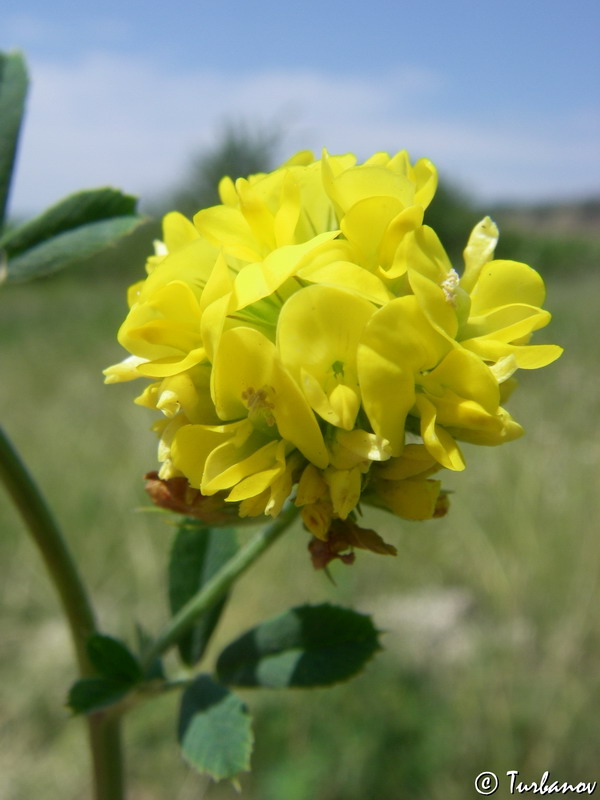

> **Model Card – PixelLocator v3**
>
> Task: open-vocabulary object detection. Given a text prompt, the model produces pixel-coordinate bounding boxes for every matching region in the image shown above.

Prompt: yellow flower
[105,149,561,564]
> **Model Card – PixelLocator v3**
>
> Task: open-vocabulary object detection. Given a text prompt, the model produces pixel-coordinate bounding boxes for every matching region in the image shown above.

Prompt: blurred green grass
[1,243,599,799]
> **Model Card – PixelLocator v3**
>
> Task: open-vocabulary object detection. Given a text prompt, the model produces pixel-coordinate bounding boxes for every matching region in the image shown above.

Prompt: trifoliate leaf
[178,675,253,781]
[3,213,143,283]
[0,187,137,257]
[216,603,381,688]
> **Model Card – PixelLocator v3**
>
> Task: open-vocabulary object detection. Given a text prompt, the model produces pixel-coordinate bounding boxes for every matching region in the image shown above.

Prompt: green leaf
[67,677,131,714]
[216,603,381,688]
[0,187,137,257]
[68,635,154,714]
[86,634,143,684]
[178,674,253,781]
[169,520,239,666]
[0,51,28,228]
[3,214,144,283]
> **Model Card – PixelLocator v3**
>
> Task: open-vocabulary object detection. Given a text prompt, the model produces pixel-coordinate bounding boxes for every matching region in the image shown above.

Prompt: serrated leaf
[3,214,143,283]
[216,603,381,688]
[0,187,137,257]
[86,634,143,684]
[178,675,253,781]
[0,51,28,228]
[169,520,239,666]
[67,677,130,714]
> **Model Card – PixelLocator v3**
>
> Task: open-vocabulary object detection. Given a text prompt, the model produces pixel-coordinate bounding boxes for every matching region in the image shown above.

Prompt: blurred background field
[1,154,599,799]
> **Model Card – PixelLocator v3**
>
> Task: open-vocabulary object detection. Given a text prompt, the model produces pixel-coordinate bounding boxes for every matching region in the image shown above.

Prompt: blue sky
[3,0,599,214]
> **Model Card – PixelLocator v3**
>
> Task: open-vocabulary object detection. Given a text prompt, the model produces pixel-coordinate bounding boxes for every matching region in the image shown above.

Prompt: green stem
[143,503,299,670]
[0,425,124,800]
[0,425,97,672]
[88,716,124,800]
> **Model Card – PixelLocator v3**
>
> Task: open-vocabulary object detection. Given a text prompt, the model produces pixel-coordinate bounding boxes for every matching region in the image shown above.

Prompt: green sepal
[169,520,238,666]
[0,51,28,228]
[178,674,253,782]
[216,603,381,688]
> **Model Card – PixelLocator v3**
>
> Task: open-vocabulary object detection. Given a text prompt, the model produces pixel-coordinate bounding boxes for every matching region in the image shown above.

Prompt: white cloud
[8,51,600,215]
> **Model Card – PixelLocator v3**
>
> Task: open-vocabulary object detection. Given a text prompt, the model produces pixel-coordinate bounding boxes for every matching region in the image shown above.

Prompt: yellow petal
[408,267,458,339]
[460,216,499,293]
[134,382,160,409]
[376,444,438,480]
[212,327,329,468]
[274,170,301,247]
[331,429,392,469]
[201,293,232,365]
[301,501,334,540]
[136,237,218,300]
[448,407,524,446]
[236,178,277,251]
[199,251,233,314]
[415,395,465,471]
[324,466,362,518]
[202,435,280,494]
[462,304,551,343]
[281,149,315,167]
[469,259,546,314]
[328,383,361,431]
[296,464,329,506]
[154,365,220,424]
[422,347,500,414]
[379,205,424,267]
[358,296,449,454]
[277,284,376,429]
[194,204,263,262]
[231,231,338,311]
[218,176,238,206]
[340,195,404,268]
[298,258,392,305]
[226,440,288,501]
[162,211,200,252]
[412,158,438,209]
[299,368,341,426]
[118,280,204,370]
[490,355,519,383]
[324,158,415,216]
[136,347,206,378]
[383,224,451,286]
[264,450,304,516]
[127,280,145,307]
[370,477,442,520]
[462,338,564,369]
[171,423,239,489]
[103,355,148,383]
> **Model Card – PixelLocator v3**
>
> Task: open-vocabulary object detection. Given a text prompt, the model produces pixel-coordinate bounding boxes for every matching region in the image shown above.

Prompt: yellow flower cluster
[105,149,561,559]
